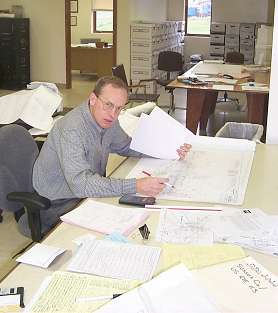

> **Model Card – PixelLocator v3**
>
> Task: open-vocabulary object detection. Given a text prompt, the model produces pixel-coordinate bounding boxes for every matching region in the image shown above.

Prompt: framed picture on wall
[71,16,77,26]
[70,0,78,13]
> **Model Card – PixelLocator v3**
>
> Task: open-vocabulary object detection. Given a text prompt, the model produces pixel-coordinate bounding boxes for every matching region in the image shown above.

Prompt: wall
[266,0,278,143]
[0,0,66,84]
[184,0,275,60]
[167,0,184,21]
[130,0,167,22]
[117,0,168,81]
[71,0,113,45]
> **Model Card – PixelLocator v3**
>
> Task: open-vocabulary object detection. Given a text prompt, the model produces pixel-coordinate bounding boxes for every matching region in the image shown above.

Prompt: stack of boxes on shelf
[209,22,256,64]
[130,21,184,93]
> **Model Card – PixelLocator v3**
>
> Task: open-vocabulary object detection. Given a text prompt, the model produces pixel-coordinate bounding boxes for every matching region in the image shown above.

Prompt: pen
[75,294,122,303]
[142,171,175,189]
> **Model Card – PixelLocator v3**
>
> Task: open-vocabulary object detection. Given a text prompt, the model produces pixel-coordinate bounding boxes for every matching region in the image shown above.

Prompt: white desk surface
[1,144,278,306]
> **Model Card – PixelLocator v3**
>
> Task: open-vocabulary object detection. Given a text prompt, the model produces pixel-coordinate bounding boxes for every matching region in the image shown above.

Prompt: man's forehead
[99,84,128,102]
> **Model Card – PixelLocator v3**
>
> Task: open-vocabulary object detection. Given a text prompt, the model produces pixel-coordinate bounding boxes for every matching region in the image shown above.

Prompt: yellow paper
[29,271,139,313]
[162,243,246,271]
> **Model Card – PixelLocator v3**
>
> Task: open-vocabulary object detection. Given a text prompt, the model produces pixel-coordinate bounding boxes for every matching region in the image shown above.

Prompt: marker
[142,171,175,189]
[76,294,122,303]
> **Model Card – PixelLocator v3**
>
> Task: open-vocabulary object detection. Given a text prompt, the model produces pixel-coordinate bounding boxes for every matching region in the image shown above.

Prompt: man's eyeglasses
[98,96,126,114]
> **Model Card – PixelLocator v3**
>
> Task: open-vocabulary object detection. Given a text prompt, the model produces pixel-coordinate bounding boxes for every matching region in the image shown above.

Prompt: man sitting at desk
[18,76,191,237]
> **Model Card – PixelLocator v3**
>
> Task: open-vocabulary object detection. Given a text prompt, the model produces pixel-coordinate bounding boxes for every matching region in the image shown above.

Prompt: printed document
[95,264,219,313]
[67,239,161,281]
[25,271,138,313]
[156,209,215,244]
[127,146,254,205]
[193,256,278,313]
[60,199,149,236]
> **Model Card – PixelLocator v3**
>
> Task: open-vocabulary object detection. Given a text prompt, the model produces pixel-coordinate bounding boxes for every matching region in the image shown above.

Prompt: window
[93,10,113,33]
[185,0,211,36]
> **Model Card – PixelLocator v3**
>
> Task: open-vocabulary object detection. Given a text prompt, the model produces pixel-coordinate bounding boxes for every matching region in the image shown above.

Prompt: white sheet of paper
[72,233,97,246]
[29,115,64,135]
[67,239,161,281]
[95,264,219,313]
[193,257,278,313]
[60,199,149,236]
[156,209,215,244]
[16,243,66,268]
[0,86,62,130]
[131,107,194,159]
[0,294,20,306]
[212,84,235,90]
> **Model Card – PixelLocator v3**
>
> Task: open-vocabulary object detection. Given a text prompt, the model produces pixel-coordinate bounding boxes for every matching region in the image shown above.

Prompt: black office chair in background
[156,51,185,114]
[112,64,159,105]
[0,124,51,242]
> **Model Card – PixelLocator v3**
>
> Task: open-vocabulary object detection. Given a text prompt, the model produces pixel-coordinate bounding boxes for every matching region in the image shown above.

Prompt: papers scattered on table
[162,243,246,271]
[193,256,278,313]
[60,199,149,236]
[240,82,269,92]
[16,243,66,268]
[95,264,219,313]
[156,208,215,245]
[212,209,278,256]
[72,233,97,246]
[25,271,138,313]
[212,84,235,90]
[0,85,62,130]
[67,239,161,281]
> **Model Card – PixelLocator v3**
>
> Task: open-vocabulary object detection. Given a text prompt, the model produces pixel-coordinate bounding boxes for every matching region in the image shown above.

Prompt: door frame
[65,0,117,89]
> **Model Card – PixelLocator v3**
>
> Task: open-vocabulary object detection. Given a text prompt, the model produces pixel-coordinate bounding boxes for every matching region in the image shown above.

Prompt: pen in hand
[142,171,175,189]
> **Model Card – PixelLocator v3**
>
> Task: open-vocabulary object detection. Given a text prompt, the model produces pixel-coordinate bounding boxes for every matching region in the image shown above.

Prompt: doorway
[65,0,117,89]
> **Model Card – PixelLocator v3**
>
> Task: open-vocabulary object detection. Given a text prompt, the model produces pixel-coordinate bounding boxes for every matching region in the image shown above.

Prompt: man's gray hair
[93,76,128,96]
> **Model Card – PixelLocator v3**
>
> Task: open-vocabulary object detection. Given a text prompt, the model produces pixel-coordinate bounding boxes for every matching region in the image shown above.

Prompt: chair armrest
[7,192,51,212]
[128,84,147,94]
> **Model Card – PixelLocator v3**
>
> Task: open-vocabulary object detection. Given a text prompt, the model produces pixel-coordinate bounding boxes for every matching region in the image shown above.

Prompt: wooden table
[71,45,114,77]
[1,144,278,308]
[168,62,270,140]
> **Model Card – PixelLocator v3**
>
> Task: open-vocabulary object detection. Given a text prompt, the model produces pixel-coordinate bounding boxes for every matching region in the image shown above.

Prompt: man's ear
[89,92,97,107]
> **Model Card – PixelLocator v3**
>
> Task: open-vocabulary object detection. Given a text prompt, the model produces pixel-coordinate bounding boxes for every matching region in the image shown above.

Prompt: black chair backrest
[225,52,244,64]
[158,51,183,72]
[112,64,129,86]
[0,125,38,212]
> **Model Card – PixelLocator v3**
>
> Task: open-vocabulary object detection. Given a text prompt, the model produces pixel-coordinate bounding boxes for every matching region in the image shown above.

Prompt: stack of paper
[60,199,149,236]
[67,239,161,281]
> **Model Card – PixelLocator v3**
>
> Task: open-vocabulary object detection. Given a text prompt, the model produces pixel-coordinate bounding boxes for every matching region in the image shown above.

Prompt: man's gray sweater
[33,101,142,200]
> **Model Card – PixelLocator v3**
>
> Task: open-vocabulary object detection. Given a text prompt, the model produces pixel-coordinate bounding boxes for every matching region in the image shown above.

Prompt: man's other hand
[136,177,168,197]
[177,143,192,160]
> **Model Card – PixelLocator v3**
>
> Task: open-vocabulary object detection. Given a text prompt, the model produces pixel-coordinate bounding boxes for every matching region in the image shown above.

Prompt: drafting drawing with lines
[127,144,255,205]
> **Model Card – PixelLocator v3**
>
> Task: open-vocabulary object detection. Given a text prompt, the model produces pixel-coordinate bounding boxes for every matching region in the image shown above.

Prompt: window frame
[184,0,212,37]
[93,9,113,33]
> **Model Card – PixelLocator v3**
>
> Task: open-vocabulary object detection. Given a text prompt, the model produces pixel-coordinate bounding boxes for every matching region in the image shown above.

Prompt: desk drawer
[240,23,255,35]
[225,35,239,46]
[211,22,226,34]
[226,23,240,35]
[131,40,158,54]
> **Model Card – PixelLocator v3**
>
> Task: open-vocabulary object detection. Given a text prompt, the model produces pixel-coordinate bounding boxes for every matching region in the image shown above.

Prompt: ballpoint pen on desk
[75,294,122,303]
[142,171,175,189]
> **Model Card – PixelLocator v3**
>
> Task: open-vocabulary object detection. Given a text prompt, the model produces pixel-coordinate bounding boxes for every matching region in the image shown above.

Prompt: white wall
[266,0,278,143]
[71,0,113,45]
[0,0,66,84]
[167,0,184,21]
[130,0,167,21]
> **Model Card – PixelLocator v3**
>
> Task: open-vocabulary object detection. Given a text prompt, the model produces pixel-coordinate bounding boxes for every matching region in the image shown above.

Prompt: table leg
[186,89,218,135]
[247,93,269,142]
[186,89,206,134]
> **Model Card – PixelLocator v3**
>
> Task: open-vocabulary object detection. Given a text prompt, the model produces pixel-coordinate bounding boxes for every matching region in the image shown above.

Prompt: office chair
[0,124,51,242]
[156,51,185,114]
[218,52,245,105]
[112,64,159,105]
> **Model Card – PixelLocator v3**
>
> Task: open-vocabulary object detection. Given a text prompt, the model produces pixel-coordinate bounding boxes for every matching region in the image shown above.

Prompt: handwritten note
[193,257,278,313]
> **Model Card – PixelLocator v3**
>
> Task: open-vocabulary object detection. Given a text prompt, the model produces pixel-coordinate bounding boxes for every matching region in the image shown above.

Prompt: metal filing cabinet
[130,21,185,93]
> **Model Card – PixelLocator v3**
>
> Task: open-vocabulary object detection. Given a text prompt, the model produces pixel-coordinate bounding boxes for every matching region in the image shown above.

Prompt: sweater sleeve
[58,129,137,198]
